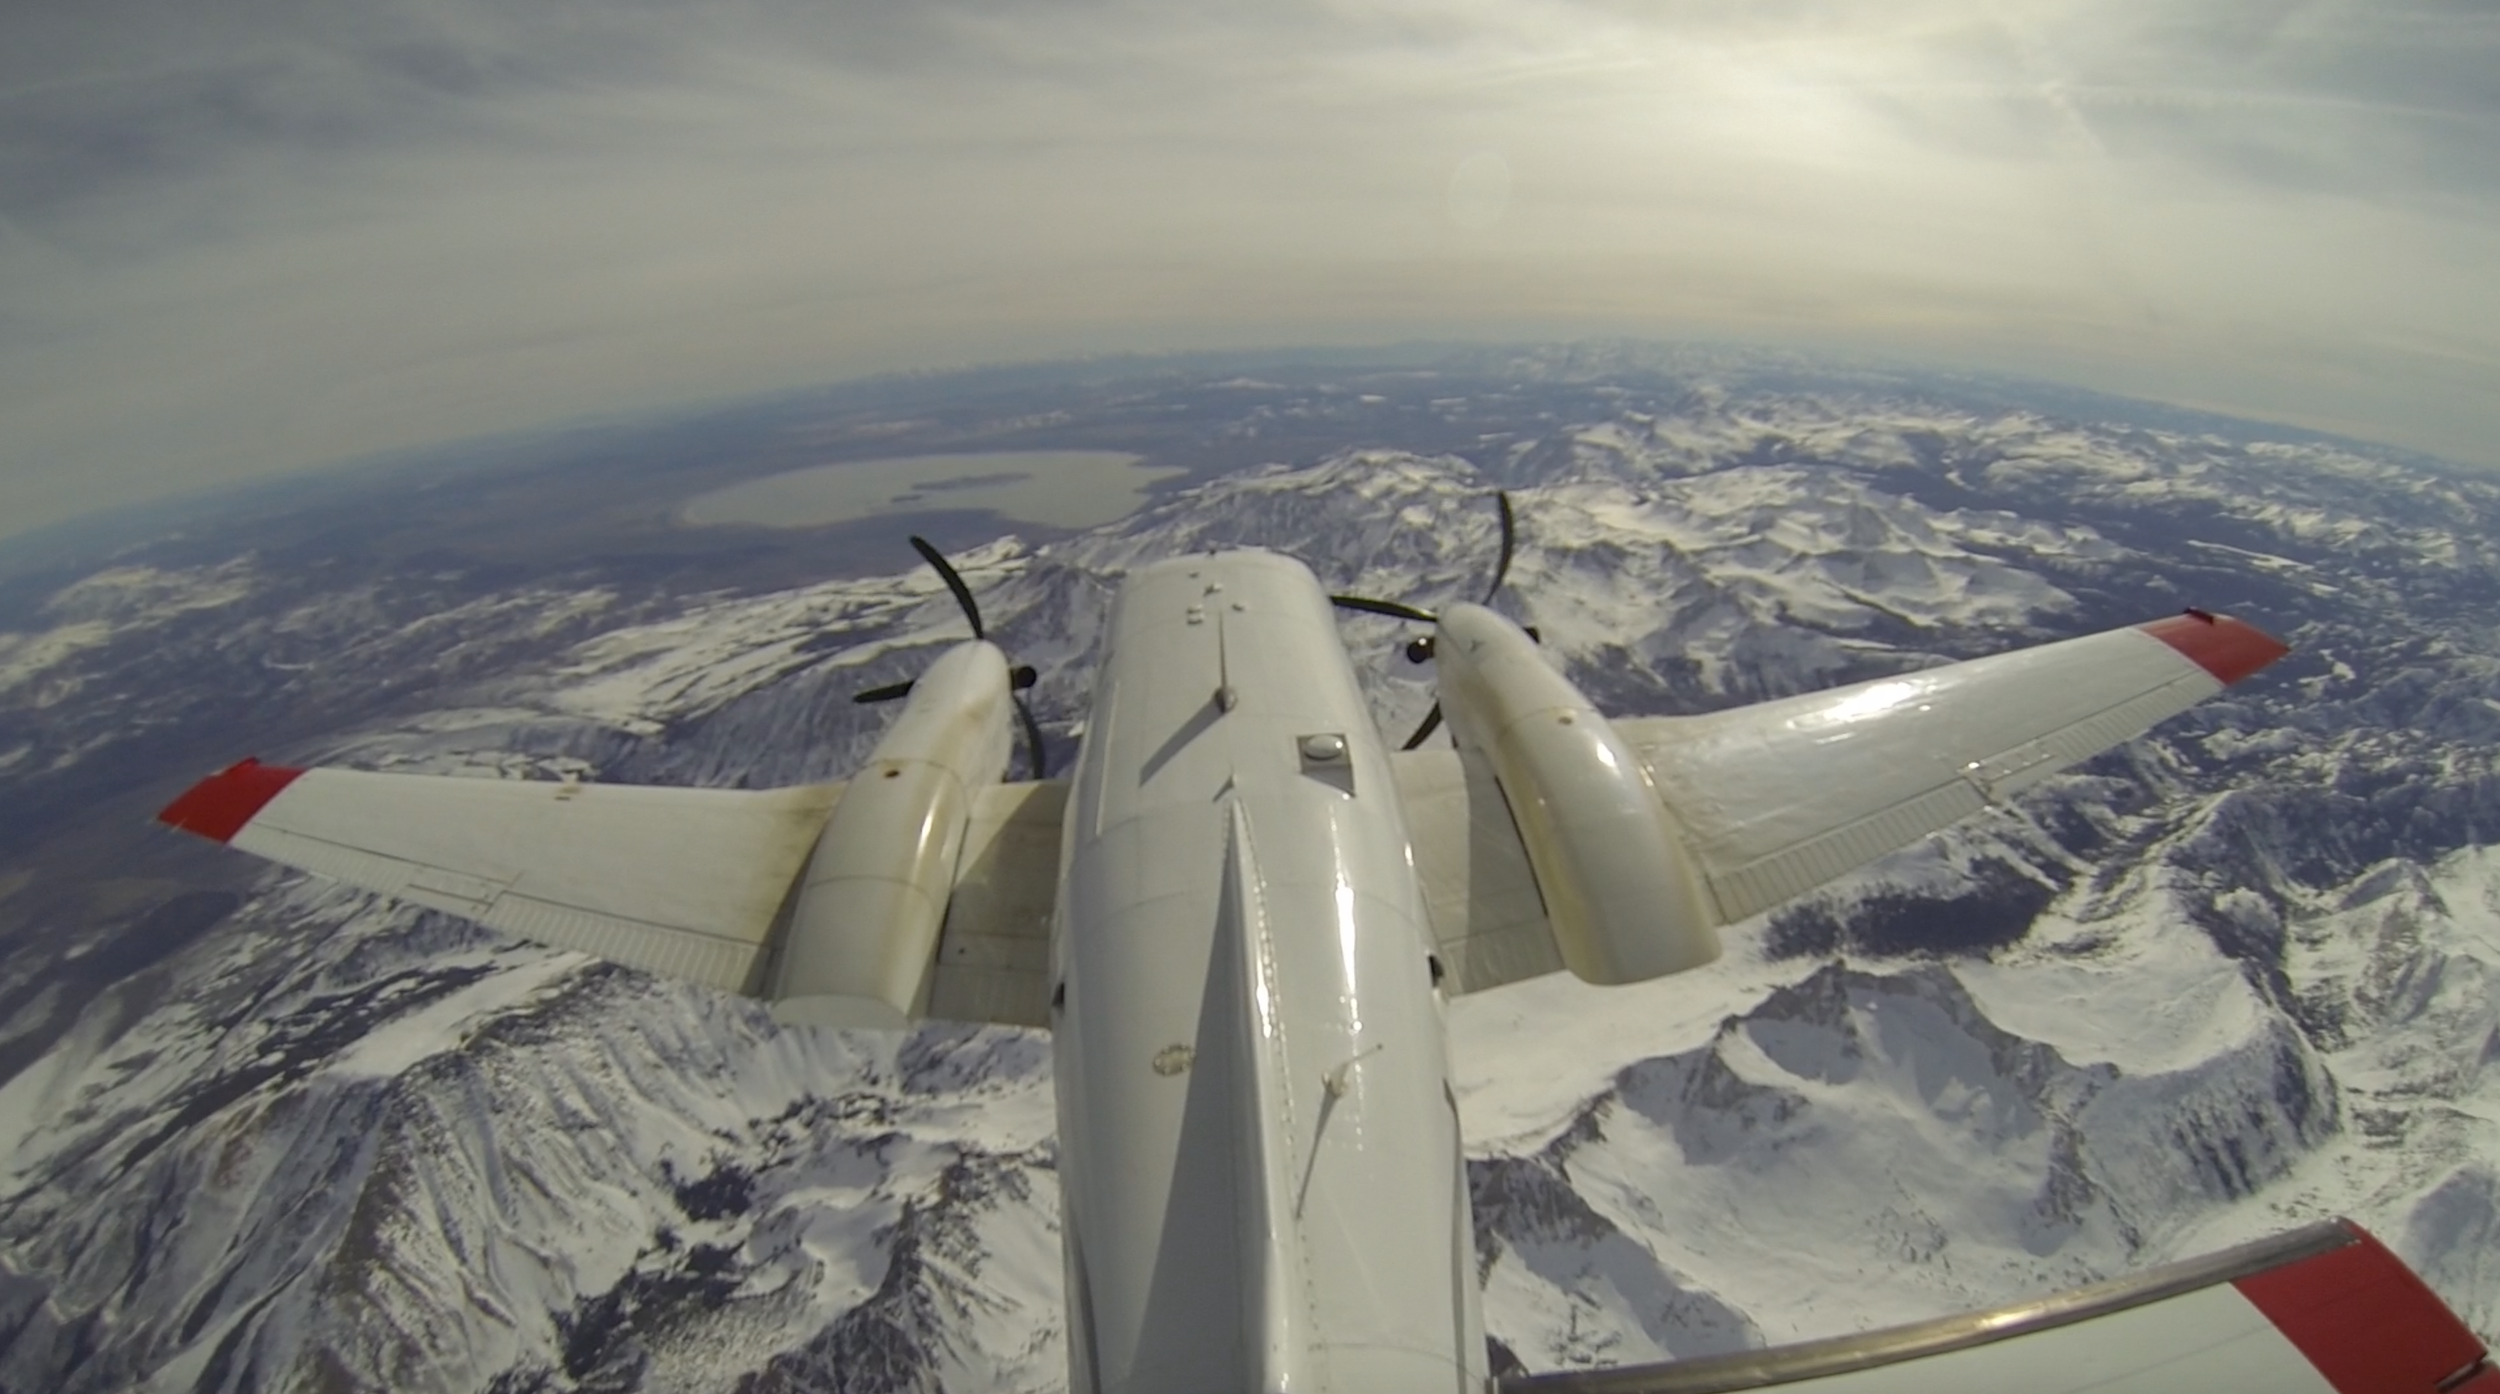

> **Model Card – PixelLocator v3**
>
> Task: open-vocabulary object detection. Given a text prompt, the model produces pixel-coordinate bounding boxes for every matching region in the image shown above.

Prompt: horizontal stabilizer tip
[156,758,304,842]
[2234,1220,2491,1394]
[2139,611,2289,685]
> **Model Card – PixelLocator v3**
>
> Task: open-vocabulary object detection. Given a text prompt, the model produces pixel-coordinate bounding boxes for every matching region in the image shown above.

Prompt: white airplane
[158,508,2491,1394]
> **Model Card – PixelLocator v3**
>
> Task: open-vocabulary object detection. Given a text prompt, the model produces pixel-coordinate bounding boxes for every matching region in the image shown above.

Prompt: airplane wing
[156,759,1064,1024]
[923,779,1065,1028]
[159,759,843,993]
[1396,613,2287,994]
[1497,1218,2496,1394]
[1394,743,1568,991]
[1620,613,2285,925]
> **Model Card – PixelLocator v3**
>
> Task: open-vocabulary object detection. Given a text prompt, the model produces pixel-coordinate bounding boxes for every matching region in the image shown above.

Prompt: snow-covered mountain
[0,350,2494,1391]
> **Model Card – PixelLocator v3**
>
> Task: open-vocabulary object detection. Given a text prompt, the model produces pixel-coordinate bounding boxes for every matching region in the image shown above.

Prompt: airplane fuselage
[1053,551,1486,1394]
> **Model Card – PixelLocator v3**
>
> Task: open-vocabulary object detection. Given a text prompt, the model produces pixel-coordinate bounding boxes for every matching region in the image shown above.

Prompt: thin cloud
[2,0,2496,538]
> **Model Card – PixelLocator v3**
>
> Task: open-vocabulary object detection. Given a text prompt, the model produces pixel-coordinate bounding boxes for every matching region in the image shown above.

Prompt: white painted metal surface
[770,639,1016,1028]
[929,778,1065,1027]
[1433,602,1723,984]
[232,772,839,992]
[1388,744,1562,993]
[1052,551,1482,1394]
[1620,626,2223,924]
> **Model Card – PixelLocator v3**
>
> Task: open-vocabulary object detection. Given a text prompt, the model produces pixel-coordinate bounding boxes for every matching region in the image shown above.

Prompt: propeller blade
[853,680,915,704]
[1014,694,1048,781]
[909,535,985,641]
[1331,594,1437,623]
[1482,491,1516,604]
[1400,704,1444,750]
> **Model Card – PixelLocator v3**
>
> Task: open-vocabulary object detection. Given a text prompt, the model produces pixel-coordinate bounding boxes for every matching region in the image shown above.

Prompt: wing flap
[1391,746,1563,994]
[928,779,1067,1028]
[164,762,841,995]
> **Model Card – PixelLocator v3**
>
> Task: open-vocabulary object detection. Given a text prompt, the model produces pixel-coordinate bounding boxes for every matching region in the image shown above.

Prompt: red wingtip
[2234,1220,2489,1393]
[2139,610,2290,685]
[156,758,305,843]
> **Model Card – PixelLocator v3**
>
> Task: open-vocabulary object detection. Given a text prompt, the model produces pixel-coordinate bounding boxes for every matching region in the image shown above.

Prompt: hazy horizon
[7,0,2495,540]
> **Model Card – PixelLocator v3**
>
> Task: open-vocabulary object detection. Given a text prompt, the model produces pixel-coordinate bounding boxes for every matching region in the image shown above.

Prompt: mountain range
[0,348,2492,1390]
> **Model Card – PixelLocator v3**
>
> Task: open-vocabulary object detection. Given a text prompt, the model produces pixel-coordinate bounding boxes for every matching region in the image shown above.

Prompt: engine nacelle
[769,641,1016,1028]
[1433,604,1722,985]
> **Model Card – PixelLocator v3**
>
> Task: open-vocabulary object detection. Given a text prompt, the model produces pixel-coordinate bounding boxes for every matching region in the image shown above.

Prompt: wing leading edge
[1498,1219,2494,1394]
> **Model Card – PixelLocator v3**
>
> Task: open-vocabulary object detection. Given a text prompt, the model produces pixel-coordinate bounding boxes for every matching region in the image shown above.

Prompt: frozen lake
[679,450,1182,529]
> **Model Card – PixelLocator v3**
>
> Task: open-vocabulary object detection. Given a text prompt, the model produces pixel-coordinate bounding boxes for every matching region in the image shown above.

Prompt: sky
[3,0,2496,539]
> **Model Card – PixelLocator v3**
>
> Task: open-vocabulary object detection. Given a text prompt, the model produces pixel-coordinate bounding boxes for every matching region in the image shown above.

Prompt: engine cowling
[1432,604,1722,985]
[769,641,1016,1028]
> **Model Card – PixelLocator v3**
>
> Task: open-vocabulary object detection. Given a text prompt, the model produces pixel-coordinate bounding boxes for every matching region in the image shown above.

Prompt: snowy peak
[1478,957,2343,1356]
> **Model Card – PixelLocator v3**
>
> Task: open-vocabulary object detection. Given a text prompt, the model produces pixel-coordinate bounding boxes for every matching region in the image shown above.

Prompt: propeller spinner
[853,536,1047,780]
